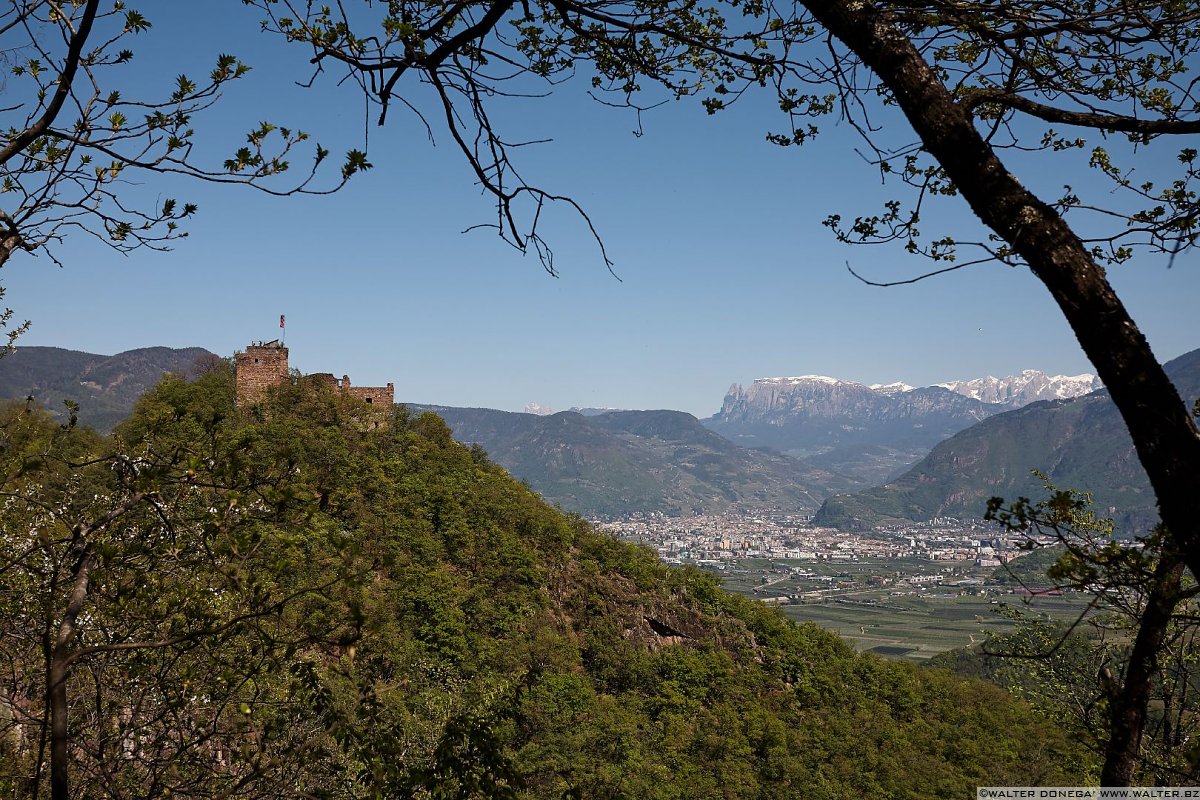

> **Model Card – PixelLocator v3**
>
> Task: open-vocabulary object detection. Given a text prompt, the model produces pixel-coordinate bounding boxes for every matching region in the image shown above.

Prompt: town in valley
[598,510,1083,660]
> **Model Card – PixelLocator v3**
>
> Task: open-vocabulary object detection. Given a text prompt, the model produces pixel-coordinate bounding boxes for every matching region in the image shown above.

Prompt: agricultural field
[711,556,1091,662]
[780,593,1089,661]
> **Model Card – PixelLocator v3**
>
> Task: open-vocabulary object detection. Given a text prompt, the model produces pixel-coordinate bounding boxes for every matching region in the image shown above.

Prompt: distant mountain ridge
[704,377,996,483]
[0,345,218,431]
[811,348,1200,533]
[523,403,630,417]
[935,370,1102,406]
[2,345,1155,529]
[716,368,1101,419]
[408,404,858,518]
[702,369,1105,483]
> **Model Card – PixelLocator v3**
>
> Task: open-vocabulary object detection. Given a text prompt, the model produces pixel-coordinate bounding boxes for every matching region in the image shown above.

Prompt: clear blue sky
[6,3,1198,417]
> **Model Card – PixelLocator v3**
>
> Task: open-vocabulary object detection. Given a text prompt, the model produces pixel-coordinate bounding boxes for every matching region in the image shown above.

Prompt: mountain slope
[119,371,1096,793]
[411,405,857,517]
[0,345,217,430]
[813,348,1200,532]
[3,367,1088,796]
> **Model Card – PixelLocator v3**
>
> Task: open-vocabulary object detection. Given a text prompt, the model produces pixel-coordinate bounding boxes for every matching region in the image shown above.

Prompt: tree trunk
[798,0,1200,590]
[47,545,98,800]
[798,0,1200,784]
[48,652,70,800]
[1101,545,1185,785]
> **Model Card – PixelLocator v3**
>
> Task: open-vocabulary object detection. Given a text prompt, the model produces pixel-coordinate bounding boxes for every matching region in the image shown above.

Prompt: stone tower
[234,341,289,406]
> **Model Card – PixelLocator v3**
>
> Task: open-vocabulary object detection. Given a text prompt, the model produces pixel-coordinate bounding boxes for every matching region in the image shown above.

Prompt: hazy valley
[0,344,1170,534]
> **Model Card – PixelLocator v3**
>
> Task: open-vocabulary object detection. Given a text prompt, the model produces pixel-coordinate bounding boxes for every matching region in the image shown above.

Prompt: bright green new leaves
[2,369,1091,797]
[984,477,1200,783]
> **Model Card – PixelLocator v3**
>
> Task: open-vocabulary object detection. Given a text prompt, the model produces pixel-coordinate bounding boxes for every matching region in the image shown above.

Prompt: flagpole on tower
[280,313,286,345]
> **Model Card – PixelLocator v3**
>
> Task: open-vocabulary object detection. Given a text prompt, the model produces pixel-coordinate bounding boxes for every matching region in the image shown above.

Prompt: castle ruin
[235,341,395,408]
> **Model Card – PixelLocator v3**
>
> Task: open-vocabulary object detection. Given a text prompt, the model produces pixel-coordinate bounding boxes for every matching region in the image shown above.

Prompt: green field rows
[711,557,1089,661]
[779,594,1088,660]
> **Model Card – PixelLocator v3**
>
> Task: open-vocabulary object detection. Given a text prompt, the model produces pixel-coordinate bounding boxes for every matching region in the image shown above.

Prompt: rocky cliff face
[706,377,996,477]
[718,376,890,422]
[717,376,1004,424]
[705,370,1104,483]
[718,370,1100,423]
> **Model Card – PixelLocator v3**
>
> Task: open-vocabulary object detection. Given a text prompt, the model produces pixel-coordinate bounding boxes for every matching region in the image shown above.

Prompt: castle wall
[341,376,395,407]
[306,373,339,389]
[234,342,393,414]
[234,343,289,406]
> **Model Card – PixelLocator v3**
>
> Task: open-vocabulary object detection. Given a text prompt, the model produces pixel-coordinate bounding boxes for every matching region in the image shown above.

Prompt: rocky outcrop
[704,370,1106,483]
[706,377,996,464]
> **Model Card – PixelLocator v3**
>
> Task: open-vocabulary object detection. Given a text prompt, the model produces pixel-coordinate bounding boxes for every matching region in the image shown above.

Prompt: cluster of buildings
[596,511,1022,567]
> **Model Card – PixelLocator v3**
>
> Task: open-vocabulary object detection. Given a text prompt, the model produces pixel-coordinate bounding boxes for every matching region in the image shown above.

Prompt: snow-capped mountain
[707,376,996,480]
[717,376,880,419]
[870,382,915,396]
[758,375,846,386]
[813,349,1200,532]
[704,368,1105,484]
[935,370,1102,407]
[524,403,557,416]
[715,375,992,425]
[716,369,1100,422]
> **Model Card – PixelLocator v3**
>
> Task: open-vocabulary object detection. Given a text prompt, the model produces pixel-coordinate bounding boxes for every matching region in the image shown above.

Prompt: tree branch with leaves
[0,0,370,352]
[986,479,1199,785]
[243,0,1200,785]
[0,369,366,799]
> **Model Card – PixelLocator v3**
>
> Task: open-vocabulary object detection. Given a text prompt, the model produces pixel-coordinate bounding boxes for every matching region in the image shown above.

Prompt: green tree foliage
[2,369,1087,797]
[245,0,1200,687]
[0,370,359,798]
[984,480,1200,785]
[246,4,1200,785]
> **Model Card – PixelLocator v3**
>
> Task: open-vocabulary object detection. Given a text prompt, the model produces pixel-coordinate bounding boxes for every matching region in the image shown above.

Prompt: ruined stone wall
[234,343,289,406]
[339,376,394,407]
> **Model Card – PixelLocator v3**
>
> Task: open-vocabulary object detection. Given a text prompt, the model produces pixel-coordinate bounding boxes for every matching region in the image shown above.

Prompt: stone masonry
[234,341,394,408]
[339,375,394,407]
[234,341,290,406]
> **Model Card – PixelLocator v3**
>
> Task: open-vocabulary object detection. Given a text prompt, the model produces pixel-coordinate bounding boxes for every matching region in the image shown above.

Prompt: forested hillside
[419,404,855,517]
[0,345,217,431]
[0,369,1087,798]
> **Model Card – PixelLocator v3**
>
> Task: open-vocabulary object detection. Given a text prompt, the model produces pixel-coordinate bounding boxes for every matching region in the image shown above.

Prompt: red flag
[280,314,285,329]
